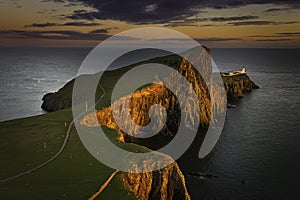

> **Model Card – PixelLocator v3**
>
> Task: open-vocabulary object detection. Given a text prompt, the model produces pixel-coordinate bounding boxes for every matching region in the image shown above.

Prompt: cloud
[151,37,241,42]
[64,9,98,21]
[249,32,300,38]
[256,39,293,41]
[210,15,259,22]
[164,15,260,27]
[25,22,59,28]
[89,29,110,34]
[265,7,292,12]
[228,20,298,26]
[164,19,205,27]
[38,9,57,15]
[276,32,300,36]
[0,29,137,42]
[248,35,283,38]
[41,0,65,3]
[25,22,102,28]
[63,22,101,26]
[0,29,110,41]
[195,37,241,42]
[49,0,300,24]
[265,5,300,12]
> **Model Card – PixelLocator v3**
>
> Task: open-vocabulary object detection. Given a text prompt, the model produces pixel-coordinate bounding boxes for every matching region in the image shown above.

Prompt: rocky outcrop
[222,74,259,104]
[41,74,98,112]
[41,92,72,112]
[80,49,226,147]
[122,157,190,200]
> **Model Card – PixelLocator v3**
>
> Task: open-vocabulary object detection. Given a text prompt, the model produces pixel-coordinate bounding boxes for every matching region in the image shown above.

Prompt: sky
[0,0,299,48]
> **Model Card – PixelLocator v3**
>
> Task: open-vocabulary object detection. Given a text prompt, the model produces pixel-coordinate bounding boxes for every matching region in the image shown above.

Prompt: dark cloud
[51,0,300,23]
[41,0,65,3]
[276,32,300,35]
[89,29,110,34]
[0,29,110,41]
[265,5,300,12]
[196,37,241,42]
[25,22,102,28]
[63,22,101,26]
[256,39,293,41]
[42,0,85,8]
[248,35,283,38]
[249,32,300,38]
[64,9,97,20]
[210,15,259,22]
[38,9,57,15]
[164,15,260,27]
[164,19,205,27]
[151,37,241,42]
[265,7,292,12]
[228,20,298,26]
[25,22,59,28]
[63,3,78,7]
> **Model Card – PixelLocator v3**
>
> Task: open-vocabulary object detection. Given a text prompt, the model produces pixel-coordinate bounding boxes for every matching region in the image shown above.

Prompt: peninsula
[0,48,258,200]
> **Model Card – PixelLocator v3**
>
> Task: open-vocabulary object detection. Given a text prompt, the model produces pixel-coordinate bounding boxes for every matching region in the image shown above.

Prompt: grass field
[0,105,151,199]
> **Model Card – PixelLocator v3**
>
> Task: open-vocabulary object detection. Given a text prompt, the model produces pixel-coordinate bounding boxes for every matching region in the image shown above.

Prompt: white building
[222,67,246,77]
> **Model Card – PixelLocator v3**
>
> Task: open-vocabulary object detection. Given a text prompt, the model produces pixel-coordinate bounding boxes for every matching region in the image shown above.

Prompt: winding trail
[88,170,119,200]
[0,84,106,183]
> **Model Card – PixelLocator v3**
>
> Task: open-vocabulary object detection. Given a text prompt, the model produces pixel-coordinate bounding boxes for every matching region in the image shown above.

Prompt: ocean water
[0,47,299,199]
[0,48,91,121]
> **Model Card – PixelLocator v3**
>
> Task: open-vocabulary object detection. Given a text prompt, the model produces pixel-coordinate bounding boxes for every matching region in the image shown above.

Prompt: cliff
[222,73,259,105]
[122,157,190,200]
[81,65,213,143]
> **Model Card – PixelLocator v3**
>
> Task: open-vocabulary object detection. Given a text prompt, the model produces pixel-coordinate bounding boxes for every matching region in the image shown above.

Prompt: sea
[0,47,299,199]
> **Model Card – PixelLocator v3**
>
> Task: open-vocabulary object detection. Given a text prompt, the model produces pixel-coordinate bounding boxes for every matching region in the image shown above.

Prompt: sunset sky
[0,0,299,47]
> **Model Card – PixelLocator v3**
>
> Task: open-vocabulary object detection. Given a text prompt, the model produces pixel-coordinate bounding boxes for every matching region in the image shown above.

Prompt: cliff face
[80,50,222,146]
[41,92,72,112]
[222,74,259,104]
[122,158,190,200]
[80,50,217,200]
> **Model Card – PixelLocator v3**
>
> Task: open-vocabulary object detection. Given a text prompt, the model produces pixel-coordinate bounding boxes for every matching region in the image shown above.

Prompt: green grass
[0,107,150,199]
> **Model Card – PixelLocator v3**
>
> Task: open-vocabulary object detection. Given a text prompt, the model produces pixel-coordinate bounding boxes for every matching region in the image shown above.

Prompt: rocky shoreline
[223,73,259,106]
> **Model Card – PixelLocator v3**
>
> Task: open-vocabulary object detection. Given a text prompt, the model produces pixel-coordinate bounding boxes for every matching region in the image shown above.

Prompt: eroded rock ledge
[121,153,191,200]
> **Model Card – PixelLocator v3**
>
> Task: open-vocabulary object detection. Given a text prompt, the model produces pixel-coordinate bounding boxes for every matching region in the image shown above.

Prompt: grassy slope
[0,62,158,199]
[42,53,182,112]
[0,108,146,199]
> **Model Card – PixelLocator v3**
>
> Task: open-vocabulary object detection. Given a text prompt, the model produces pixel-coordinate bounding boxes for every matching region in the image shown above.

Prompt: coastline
[0,51,259,199]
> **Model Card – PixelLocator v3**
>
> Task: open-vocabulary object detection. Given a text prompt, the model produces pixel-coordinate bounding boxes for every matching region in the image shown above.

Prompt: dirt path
[88,170,119,200]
